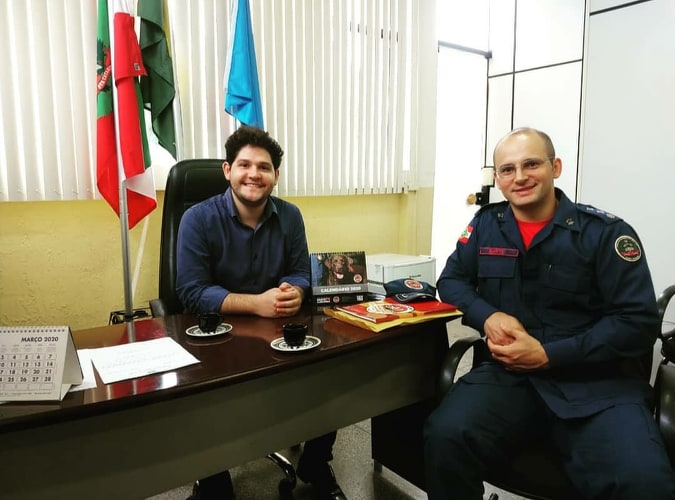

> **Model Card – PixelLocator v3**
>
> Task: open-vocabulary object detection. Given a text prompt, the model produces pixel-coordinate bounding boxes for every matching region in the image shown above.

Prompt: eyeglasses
[495,157,554,179]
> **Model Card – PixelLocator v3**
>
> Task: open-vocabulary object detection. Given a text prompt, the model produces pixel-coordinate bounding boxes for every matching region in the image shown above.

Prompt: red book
[333,297,458,323]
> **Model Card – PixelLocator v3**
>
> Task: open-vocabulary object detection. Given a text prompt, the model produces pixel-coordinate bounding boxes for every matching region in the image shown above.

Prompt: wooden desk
[0,311,448,499]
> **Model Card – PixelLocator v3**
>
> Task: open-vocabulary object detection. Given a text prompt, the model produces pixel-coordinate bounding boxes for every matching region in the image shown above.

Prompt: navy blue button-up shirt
[176,188,310,314]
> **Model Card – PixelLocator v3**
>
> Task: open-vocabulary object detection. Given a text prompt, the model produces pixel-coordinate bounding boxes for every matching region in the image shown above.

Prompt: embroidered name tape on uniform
[479,247,519,257]
[459,225,473,244]
[614,235,642,262]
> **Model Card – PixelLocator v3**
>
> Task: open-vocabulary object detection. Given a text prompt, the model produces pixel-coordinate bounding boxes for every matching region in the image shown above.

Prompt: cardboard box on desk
[366,253,436,295]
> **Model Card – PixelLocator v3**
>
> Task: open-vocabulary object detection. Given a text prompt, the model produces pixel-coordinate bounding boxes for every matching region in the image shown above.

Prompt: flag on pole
[224,0,264,127]
[96,0,156,229]
[138,0,177,159]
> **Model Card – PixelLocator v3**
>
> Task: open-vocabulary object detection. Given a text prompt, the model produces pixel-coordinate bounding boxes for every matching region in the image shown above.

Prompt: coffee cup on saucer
[198,312,222,333]
[282,322,308,347]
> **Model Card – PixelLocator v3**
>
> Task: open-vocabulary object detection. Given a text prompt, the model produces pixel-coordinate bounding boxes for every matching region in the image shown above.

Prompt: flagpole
[171,86,184,160]
[109,0,135,321]
[118,184,135,320]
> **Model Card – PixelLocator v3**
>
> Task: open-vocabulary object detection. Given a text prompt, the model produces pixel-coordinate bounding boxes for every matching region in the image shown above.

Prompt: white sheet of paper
[68,350,98,392]
[88,337,200,385]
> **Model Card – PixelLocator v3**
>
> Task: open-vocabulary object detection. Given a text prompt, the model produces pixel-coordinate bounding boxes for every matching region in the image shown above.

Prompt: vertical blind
[0,0,419,201]
[256,0,414,195]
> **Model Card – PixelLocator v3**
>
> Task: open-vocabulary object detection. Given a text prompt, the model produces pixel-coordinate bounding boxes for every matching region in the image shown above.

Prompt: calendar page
[0,326,83,401]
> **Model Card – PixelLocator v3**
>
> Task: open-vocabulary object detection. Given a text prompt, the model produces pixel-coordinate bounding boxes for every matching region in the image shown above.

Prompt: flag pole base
[109,308,151,325]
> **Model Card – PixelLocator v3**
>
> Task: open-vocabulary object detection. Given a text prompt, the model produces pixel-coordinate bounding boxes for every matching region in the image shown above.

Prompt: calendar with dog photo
[310,251,368,296]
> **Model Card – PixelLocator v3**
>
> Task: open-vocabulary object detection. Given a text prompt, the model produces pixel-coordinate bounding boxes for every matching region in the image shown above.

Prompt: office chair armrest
[149,298,168,318]
[658,285,675,363]
[436,336,485,402]
[656,363,675,464]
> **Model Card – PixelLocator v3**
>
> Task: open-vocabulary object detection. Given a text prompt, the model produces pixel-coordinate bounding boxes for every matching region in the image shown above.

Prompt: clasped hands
[484,311,549,372]
[260,282,303,318]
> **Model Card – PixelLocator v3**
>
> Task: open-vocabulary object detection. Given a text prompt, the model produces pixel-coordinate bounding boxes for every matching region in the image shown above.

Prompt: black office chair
[436,285,675,500]
[149,159,298,497]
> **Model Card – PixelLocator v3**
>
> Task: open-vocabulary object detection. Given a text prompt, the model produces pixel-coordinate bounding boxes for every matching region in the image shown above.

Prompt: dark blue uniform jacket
[437,188,658,418]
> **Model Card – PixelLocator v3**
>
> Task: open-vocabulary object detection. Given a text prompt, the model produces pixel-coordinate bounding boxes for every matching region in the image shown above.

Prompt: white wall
[580,0,675,321]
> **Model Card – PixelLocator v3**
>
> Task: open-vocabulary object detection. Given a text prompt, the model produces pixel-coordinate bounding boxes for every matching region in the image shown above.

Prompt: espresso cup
[283,322,308,347]
[198,312,222,333]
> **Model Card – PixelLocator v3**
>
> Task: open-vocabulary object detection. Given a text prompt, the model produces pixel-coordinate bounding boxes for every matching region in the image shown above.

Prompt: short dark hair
[494,127,556,164]
[224,126,284,169]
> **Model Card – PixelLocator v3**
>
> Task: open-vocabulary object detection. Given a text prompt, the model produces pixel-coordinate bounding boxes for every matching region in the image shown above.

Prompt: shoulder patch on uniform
[458,225,473,244]
[614,235,642,262]
[579,204,621,224]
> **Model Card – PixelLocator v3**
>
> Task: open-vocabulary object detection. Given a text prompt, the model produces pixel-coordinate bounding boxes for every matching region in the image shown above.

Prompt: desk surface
[0,310,448,499]
[1,311,384,431]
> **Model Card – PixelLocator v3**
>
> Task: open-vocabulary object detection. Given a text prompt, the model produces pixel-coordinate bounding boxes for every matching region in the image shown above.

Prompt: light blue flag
[224,0,264,128]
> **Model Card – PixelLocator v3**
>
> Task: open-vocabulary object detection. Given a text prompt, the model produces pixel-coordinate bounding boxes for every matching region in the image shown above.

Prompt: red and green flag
[96,0,156,229]
[138,0,177,159]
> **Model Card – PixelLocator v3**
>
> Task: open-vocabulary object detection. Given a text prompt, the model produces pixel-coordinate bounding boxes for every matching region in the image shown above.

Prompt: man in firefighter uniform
[424,127,675,499]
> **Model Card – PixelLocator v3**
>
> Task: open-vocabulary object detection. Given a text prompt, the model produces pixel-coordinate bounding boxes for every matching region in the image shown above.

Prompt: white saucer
[185,323,233,337]
[270,335,321,352]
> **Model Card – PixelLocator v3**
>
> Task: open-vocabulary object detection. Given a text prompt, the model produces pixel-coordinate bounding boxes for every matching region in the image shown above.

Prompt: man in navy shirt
[424,128,675,499]
[177,126,346,500]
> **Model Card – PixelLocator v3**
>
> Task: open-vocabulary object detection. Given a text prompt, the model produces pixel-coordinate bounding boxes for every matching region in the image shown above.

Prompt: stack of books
[324,297,461,333]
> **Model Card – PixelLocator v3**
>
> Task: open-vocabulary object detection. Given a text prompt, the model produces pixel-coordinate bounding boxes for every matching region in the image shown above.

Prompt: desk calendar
[0,326,83,401]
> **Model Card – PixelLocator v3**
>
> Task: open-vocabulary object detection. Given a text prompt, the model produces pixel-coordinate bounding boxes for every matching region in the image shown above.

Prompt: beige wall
[0,189,433,330]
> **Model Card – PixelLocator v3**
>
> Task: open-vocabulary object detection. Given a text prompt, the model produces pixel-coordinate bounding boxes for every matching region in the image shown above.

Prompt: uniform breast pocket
[542,265,592,309]
[477,256,516,302]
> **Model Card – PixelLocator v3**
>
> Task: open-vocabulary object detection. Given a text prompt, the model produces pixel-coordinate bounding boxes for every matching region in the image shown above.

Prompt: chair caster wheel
[278,478,295,497]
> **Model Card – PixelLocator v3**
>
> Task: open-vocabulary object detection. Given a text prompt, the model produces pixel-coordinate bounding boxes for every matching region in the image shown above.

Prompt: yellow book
[324,298,462,333]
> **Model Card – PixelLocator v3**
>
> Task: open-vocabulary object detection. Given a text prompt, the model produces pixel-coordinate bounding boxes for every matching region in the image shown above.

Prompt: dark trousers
[299,431,337,463]
[423,376,675,500]
[197,431,337,498]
